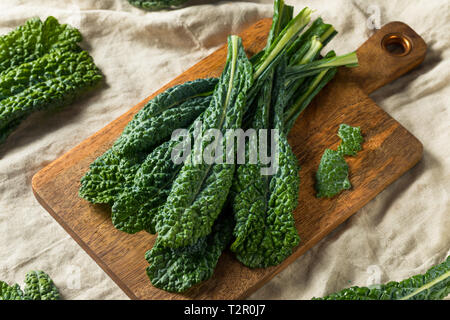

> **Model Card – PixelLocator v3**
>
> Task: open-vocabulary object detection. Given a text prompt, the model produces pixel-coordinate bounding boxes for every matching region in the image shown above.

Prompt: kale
[128,0,188,11]
[113,78,217,156]
[0,281,26,300]
[79,79,215,204]
[146,214,233,292]
[111,140,182,233]
[315,149,351,198]
[230,3,349,268]
[24,271,60,300]
[0,271,59,300]
[315,124,363,198]
[337,123,364,156]
[314,255,450,300]
[0,16,81,75]
[79,149,145,204]
[79,0,360,292]
[231,58,300,268]
[0,17,102,144]
[155,36,253,248]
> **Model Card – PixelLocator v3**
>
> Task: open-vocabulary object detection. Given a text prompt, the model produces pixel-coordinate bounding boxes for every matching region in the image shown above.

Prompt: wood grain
[31,19,426,300]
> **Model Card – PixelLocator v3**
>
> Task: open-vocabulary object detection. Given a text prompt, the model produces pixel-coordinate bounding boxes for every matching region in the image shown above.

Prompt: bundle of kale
[80,0,358,292]
[0,16,102,145]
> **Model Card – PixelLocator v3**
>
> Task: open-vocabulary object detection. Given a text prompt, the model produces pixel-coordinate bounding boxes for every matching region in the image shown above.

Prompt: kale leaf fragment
[337,123,363,156]
[315,123,363,198]
[315,149,351,198]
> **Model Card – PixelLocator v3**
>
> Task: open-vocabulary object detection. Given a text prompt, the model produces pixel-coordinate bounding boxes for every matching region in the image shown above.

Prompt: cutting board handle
[342,21,427,95]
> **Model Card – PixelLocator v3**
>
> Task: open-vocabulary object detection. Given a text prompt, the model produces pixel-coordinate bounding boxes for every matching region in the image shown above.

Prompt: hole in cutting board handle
[381,33,412,56]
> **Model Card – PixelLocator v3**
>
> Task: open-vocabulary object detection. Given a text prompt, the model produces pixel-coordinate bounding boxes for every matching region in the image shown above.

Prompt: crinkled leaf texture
[0,16,102,144]
[315,149,350,198]
[79,149,145,204]
[146,215,233,293]
[111,140,181,234]
[128,0,188,11]
[337,123,364,156]
[24,270,60,300]
[314,255,450,300]
[79,79,215,206]
[231,59,300,268]
[113,78,217,156]
[0,281,26,300]
[155,36,253,248]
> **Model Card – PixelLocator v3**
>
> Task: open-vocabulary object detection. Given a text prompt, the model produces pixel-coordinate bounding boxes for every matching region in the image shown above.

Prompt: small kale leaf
[315,149,351,198]
[337,123,363,156]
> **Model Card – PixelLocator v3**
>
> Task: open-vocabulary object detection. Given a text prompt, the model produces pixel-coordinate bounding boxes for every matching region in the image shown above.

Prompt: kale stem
[253,7,312,79]
[286,51,358,80]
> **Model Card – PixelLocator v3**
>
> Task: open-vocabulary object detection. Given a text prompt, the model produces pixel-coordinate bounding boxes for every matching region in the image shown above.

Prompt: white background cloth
[0,0,448,300]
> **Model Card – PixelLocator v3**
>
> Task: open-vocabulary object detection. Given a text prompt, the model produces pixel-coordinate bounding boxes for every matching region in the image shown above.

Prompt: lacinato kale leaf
[231,58,300,268]
[113,78,217,156]
[0,281,26,300]
[79,79,215,205]
[314,255,450,300]
[128,0,188,11]
[155,36,253,248]
[0,16,81,75]
[0,270,59,300]
[79,149,145,204]
[0,51,102,133]
[111,138,185,234]
[337,123,364,156]
[315,149,350,198]
[146,214,233,292]
[24,270,60,300]
[0,16,102,144]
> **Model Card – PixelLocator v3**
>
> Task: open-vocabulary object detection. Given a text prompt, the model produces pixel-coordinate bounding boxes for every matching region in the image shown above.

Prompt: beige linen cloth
[0,0,449,300]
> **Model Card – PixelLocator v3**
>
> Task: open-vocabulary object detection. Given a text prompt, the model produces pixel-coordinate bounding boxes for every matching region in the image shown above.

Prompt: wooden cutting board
[32,19,426,300]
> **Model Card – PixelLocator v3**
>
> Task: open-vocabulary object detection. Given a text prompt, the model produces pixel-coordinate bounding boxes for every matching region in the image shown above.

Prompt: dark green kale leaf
[0,281,26,300]
[337,123,364,156]
[315,148,350,198]
[113,78,217,156]
[155,36,253,248]
[79,149,145,204]
[0,50,91,101]
[146,214,233,292]
[24,270,60,300]
[314,255,450,300]
[79,79,214,205]
[128,0,189,11]
[231,58,300,268]
[0,50,102,133]
[110,140,182,234]
[0,16,82,75]
[0,17,102,144]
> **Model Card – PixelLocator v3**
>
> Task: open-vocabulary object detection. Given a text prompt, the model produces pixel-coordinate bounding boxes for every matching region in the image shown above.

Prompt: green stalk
[285,36,323,101]
[286,51,358,80]
[284,52,338,132]
[254,7,312,79]
[287,18,336,62]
